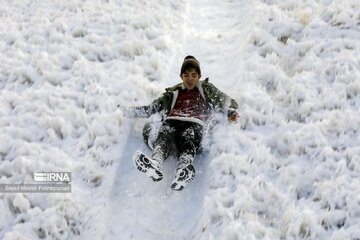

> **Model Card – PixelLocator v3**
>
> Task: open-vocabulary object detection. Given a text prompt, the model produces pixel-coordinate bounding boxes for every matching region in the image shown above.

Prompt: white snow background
[0,0,360,239]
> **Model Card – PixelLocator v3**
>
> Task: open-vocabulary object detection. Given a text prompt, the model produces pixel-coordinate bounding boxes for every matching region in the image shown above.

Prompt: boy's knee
[142,122,153,149]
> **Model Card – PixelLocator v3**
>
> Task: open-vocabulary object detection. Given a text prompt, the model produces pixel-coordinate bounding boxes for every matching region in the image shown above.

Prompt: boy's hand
[118,105,135,117]
[228,111,239,123]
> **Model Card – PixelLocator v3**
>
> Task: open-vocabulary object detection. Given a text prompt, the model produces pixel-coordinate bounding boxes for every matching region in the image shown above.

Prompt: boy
[123,56,238,190]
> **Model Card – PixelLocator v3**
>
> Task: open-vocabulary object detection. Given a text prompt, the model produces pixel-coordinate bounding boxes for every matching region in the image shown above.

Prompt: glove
[118,105,136,118]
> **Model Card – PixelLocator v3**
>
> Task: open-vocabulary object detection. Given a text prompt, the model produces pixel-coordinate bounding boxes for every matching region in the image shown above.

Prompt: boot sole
[171,165,195,191]
[133,151,163,182]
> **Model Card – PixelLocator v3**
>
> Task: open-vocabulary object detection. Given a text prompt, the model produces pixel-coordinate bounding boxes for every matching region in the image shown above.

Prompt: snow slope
[1,0,360,239]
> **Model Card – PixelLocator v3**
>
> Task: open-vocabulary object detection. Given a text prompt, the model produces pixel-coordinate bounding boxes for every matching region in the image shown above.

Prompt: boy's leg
[171,122,203,190]
[142,120,163,150]
[142,122,153,150]
[152,121,175,164]
[134,121,175,181]
[177,122,203,164]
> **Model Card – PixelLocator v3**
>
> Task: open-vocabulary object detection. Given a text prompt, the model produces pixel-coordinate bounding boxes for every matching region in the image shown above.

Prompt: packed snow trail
[107,123,210,239]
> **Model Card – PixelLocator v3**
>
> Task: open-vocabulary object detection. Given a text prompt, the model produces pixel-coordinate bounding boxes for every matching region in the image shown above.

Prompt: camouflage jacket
[131,78,238,119]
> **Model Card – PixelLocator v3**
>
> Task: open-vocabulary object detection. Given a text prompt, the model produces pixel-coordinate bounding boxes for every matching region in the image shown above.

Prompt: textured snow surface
[0,0,359,239]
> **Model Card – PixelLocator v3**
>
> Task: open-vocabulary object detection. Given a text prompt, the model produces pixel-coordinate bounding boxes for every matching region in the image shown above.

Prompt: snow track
[106,124,210,240]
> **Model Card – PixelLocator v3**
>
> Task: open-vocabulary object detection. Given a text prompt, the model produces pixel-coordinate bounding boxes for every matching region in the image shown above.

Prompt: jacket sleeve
[130,96,162,118]
[205,82,238,115]
[124,93,166,118]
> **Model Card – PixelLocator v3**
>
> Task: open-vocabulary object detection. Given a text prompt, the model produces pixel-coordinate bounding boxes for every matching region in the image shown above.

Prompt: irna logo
[33,172,71,183]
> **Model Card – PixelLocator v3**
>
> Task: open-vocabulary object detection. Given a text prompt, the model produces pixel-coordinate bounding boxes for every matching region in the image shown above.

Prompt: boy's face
[180,68,200,90]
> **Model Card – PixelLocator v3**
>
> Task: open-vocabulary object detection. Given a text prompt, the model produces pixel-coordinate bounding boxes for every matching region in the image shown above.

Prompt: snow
[0,0,360,239]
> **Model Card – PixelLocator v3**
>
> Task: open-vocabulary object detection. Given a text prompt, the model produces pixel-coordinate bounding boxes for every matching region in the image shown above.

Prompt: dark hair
[180,55,201,75]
